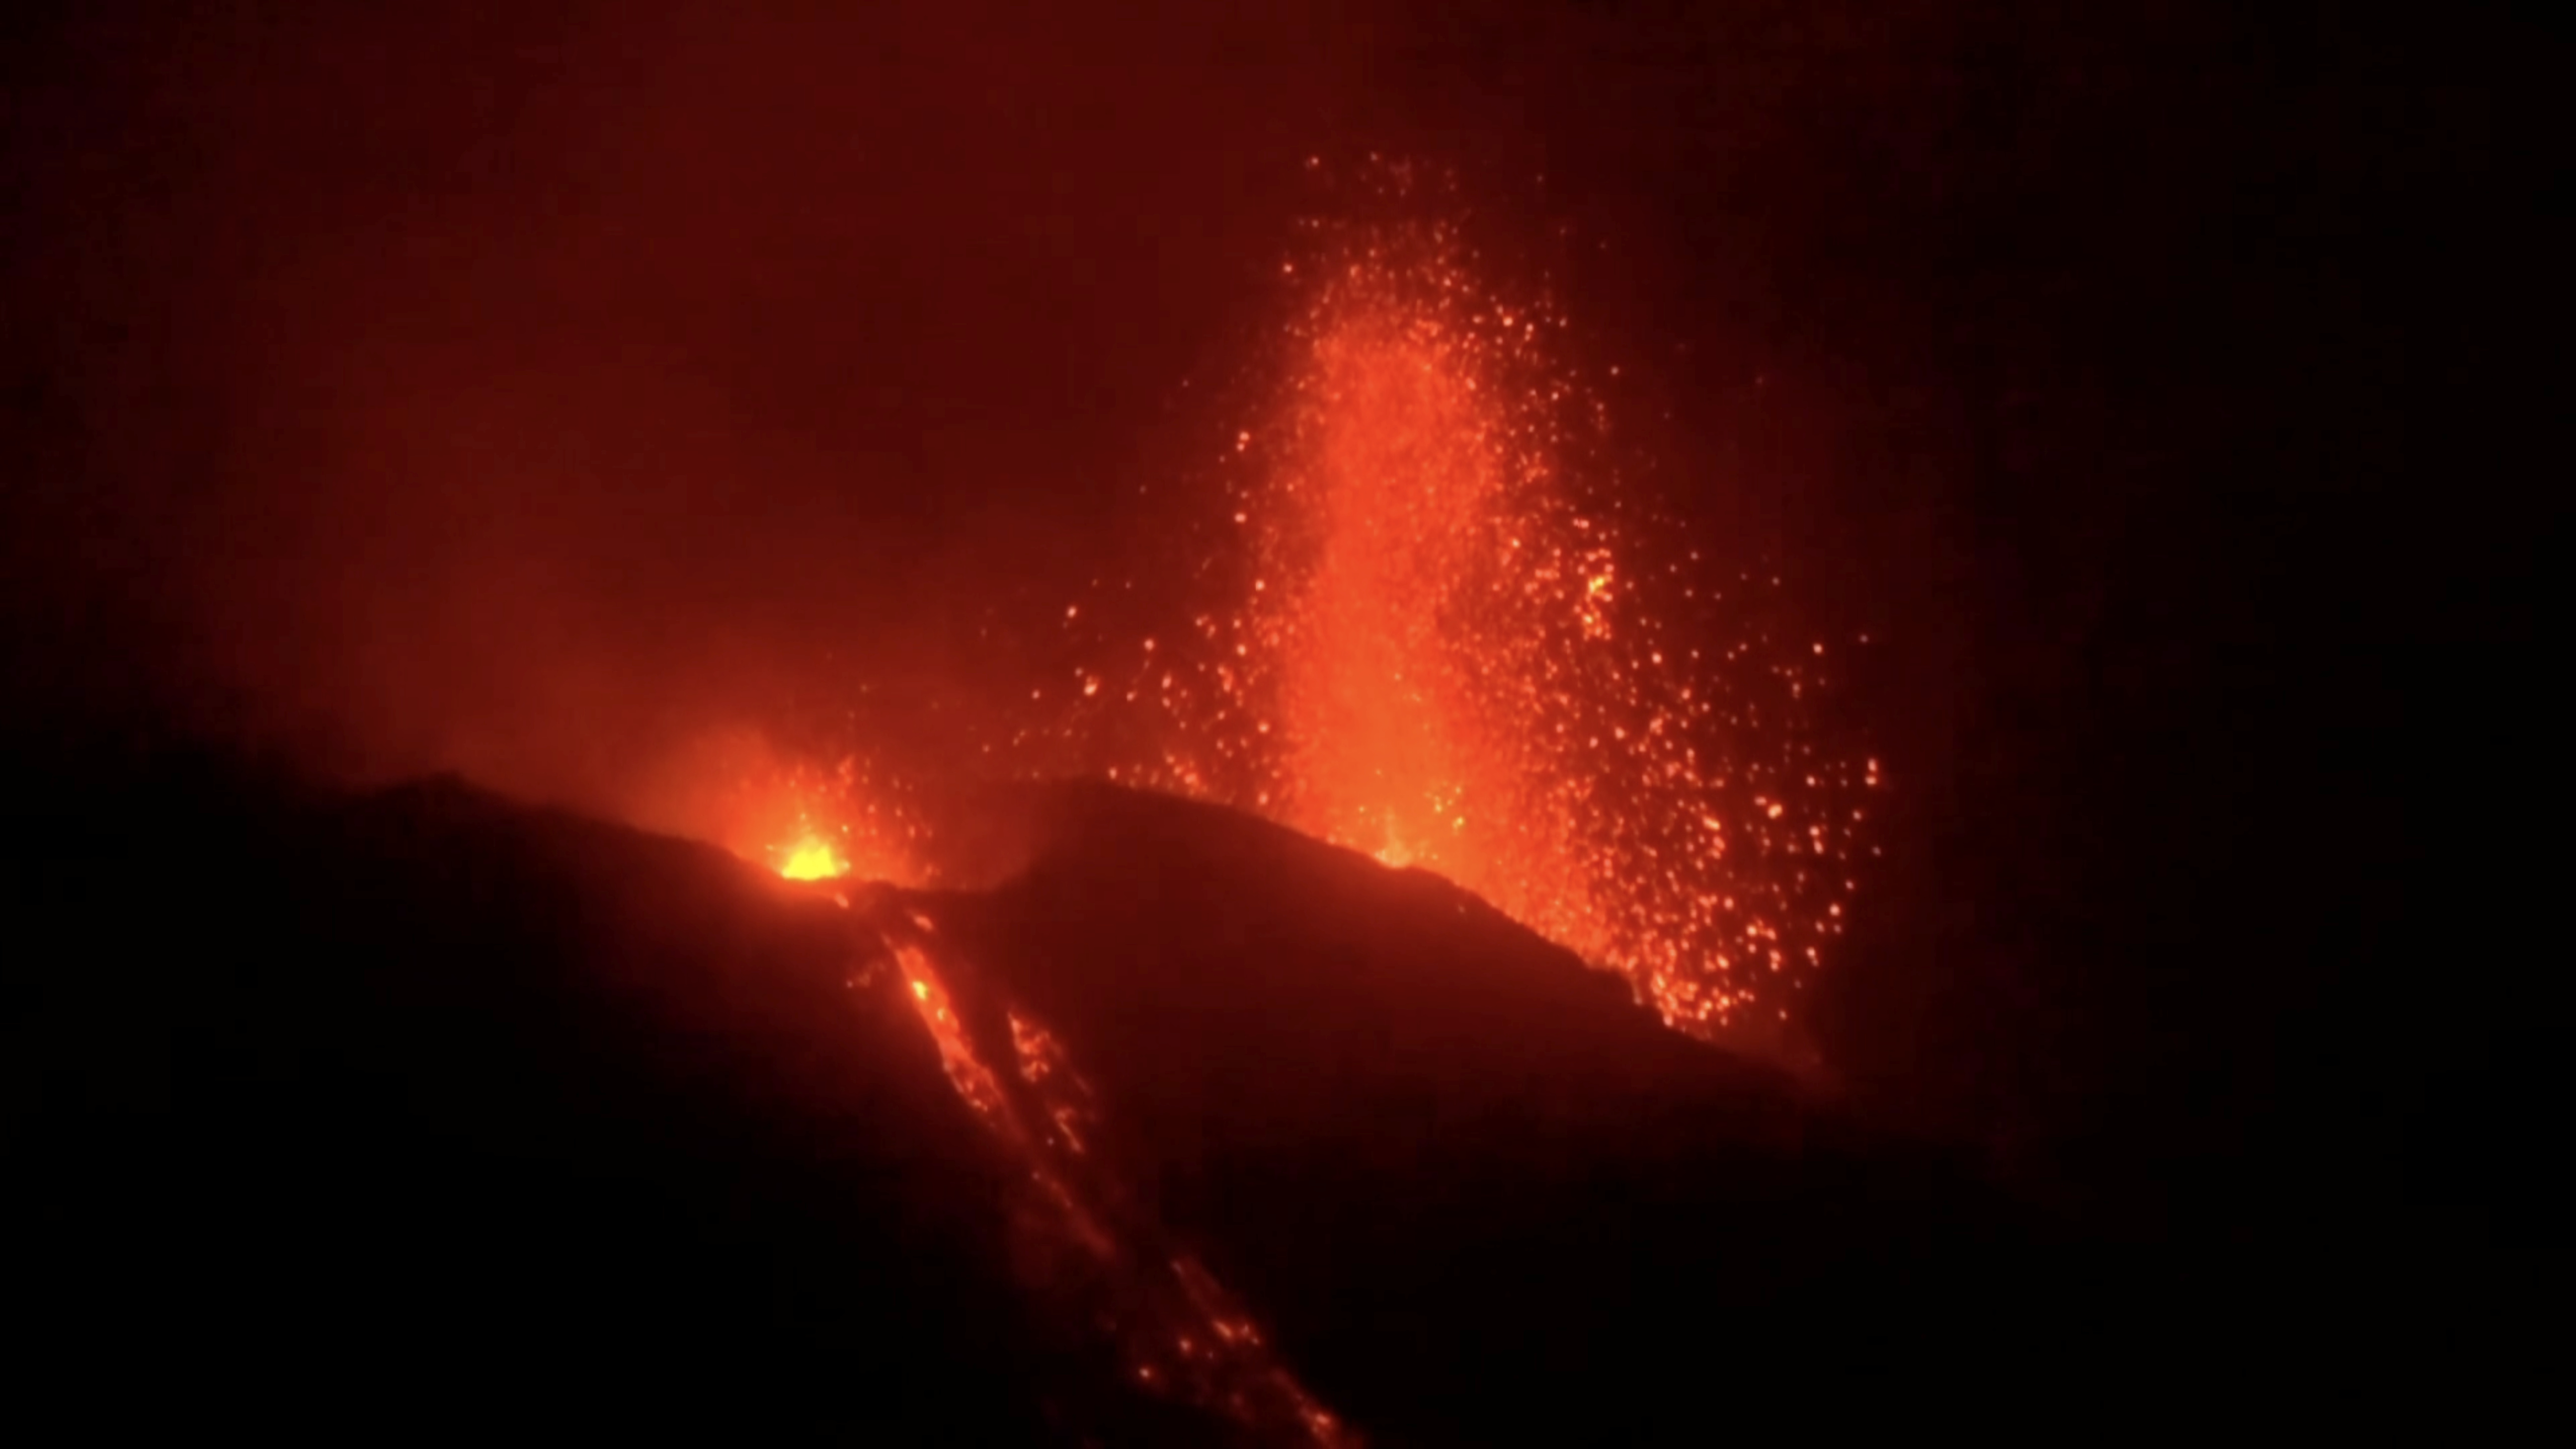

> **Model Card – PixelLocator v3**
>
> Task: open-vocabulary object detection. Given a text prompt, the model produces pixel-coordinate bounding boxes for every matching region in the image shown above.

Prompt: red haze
[4,3,1412,818]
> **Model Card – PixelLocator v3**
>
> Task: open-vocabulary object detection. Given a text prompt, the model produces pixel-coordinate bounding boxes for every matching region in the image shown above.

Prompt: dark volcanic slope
[10,753,2089,1442]
[1,751,1195,1442]
[922,782,2077,1444]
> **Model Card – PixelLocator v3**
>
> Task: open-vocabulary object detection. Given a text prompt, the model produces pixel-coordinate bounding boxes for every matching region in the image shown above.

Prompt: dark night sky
[4,2,2545,1237]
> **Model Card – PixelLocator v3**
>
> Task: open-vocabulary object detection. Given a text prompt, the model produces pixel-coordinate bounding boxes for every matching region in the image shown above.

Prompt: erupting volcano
[7,3,2494,1439]
[669,176,1888,1438]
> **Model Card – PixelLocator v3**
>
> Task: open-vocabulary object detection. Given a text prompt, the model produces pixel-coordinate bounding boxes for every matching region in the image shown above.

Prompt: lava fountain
[1067,170,1872,1036]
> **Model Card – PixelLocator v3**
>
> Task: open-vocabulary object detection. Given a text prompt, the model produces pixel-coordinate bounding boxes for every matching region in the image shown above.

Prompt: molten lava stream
[794,876,1351,1446]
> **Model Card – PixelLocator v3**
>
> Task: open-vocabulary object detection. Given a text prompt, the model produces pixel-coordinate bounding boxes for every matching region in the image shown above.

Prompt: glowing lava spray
[1081,172,1872,1036]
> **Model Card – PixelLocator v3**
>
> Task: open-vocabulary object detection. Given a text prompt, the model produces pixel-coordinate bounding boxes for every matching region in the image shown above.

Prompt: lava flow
[773,868,1351,1446]
[1056,168,1872,1036]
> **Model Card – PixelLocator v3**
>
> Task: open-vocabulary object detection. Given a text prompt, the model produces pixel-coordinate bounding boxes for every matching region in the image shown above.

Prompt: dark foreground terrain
[2,742,2400,1441]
